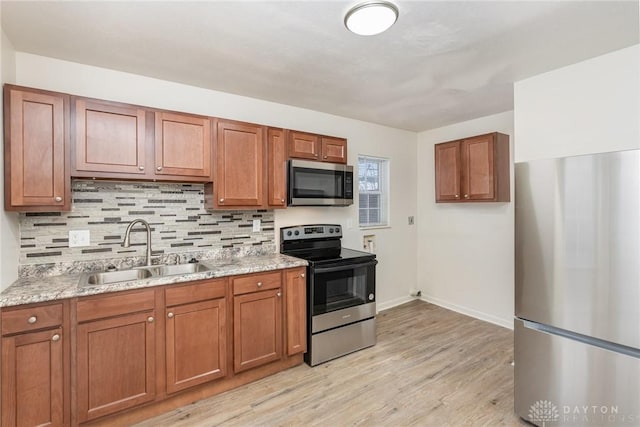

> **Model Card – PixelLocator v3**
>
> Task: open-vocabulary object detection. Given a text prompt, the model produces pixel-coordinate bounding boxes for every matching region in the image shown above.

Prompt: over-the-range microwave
[287,159,353,206]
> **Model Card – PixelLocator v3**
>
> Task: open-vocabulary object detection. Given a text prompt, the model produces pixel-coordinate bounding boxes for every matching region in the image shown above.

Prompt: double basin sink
[81,263,212,286]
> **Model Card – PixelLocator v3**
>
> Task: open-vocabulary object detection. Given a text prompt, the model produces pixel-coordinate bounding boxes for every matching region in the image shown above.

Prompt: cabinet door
[1,328,64,427]
[165,299,226,394]
[267,128,287,207]
[76,311,155,422]
[285,268,307,356]
[288,131,319,160]
[73,98,148,177]
[321,137,347,164]
[461,134,495,201]
[233,289,282,373]
[214,120,265,207]
[434,141,461,202]
[4,86,69,211]
[155,112,211,180]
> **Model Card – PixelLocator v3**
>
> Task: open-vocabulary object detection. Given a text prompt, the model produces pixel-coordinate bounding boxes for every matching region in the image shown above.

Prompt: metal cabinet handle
[147,316,154,323]
[301,273,305,278]
[281,199,285,203]
[323,155,328,159]
[314,153,319,157]
[157,166,163,171]
[27,316,37,324]
[219,198,224,203]
[257,282,263,288]
[54,196,62,202]
[455,194,459,198]
[139,166,145,171]
[464,194,469,199]
[167,312,174,318]
[52,334,60,342]
[277,292,282,297]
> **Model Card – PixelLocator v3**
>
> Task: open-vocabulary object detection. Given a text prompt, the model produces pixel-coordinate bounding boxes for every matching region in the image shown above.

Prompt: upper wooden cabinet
[155,112,211,179]
[267,128,287,208]
[73,98,147,178]
[4,85,70,211]
[73,98,213,182]
[209,119,266,209]
[288,131,348,164]
[434,132,510,203]
[321,136,347,163]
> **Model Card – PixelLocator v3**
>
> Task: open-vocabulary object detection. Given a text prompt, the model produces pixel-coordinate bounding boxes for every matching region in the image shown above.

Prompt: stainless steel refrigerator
[515,149,640,426]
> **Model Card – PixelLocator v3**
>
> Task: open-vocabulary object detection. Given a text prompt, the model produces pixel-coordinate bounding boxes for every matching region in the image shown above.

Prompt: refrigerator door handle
[522,319,640,359]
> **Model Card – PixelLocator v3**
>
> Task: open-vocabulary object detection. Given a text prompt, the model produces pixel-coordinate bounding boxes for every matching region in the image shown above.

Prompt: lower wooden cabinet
[284,268,307,356]
[165,280,227,394]
[1,327,64,427]
[0,267,307,425]
[75,290,157,423]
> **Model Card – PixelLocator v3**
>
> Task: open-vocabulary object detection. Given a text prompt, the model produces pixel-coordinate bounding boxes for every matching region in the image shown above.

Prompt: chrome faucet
[122,219,155,267]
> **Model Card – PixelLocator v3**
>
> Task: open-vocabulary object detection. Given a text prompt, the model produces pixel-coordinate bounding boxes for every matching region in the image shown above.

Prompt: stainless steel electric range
[280,224,377,366]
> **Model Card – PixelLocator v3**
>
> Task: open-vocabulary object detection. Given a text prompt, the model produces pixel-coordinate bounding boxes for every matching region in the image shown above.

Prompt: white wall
[11,53,418,308]
[0,27,19,291]
[515,44,640,162]
[416,111,515,329]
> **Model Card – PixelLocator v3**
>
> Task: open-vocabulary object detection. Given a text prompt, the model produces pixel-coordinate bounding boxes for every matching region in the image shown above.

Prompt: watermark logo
[529,400,560,426]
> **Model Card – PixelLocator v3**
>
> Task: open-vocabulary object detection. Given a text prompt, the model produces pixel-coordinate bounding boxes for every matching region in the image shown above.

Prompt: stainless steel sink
[85,268,154,285]
[147,263,210,276]
[80,263,212,286]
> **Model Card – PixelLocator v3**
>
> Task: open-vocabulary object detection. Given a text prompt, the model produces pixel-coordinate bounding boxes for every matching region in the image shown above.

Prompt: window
[358,155,389,227]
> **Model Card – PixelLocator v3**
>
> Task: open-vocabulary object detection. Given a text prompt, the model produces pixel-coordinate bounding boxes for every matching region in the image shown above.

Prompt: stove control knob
[294,230,300,236]
[286,231,292,237]
[335,227,340,234]
[328,228,334,233]
[368,293,375,301]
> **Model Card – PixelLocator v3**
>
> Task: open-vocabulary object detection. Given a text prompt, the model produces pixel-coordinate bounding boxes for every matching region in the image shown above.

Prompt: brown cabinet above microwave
[434,132,510,203]
[288,131,347,164]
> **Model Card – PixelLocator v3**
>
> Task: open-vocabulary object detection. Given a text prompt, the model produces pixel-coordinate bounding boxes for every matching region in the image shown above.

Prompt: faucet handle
[188,257,199,264]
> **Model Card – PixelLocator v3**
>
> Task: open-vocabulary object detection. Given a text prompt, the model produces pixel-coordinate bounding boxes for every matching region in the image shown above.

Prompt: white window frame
[358,155,390,229]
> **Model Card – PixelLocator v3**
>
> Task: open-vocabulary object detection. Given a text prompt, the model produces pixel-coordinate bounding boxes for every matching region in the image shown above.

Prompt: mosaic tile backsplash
[19,181,275,277]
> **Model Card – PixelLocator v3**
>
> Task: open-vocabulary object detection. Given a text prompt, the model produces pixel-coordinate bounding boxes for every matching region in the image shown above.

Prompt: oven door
[288,159,353,206]
[310,259,377,317]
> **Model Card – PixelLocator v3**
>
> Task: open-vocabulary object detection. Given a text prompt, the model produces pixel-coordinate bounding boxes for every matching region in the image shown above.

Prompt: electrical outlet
[252,219,261,232]
[69,230,90,248]
[408,216,415,225]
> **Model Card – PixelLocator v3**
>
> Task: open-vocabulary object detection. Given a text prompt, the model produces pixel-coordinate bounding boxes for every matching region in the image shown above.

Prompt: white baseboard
[419,294,513,330]
[377,295,415,313]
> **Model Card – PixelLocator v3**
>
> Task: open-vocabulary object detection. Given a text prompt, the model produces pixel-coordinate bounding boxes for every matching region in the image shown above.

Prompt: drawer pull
[167,312,174,318]
[277,292,282,298]
[301,273,305,278]
[139,166,145,171]
[27,316,37,324]
[147,316,154,323]
[257,282,263,288]
[157,166,163,171]
[54,196,62,202]
[219,198,224,203]
[51,334,60,342]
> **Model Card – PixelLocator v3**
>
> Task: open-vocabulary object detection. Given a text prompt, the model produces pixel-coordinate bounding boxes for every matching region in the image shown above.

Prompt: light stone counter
[0,254,307,308]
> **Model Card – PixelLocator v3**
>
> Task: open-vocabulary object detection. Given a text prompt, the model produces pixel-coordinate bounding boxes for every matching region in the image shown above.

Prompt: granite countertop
[0,254,307,308]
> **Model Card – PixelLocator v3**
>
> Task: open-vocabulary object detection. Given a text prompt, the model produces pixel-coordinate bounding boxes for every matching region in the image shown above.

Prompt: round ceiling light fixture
[344,1,399,36]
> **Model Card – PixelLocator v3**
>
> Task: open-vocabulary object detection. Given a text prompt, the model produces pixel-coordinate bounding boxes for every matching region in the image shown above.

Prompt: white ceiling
[2,1,638,132]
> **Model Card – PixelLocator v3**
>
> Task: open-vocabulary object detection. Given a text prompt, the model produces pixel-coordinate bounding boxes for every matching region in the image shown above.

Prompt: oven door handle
[312,259,378,274]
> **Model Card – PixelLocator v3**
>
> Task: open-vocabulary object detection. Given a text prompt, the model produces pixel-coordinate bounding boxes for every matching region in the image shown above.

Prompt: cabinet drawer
[77,290,155,322]
[1,303,63,335]
[165,278,226,306]
[233,272,281,295]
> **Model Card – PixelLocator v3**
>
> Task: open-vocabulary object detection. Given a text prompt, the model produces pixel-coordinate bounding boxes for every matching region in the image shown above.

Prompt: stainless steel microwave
[288,159,353,206]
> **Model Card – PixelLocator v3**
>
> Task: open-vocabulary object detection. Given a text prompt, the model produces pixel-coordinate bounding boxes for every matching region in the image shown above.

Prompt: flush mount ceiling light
[344,1,399,36]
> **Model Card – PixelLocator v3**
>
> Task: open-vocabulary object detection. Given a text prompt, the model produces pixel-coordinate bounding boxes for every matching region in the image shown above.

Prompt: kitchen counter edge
[0,254,308,308]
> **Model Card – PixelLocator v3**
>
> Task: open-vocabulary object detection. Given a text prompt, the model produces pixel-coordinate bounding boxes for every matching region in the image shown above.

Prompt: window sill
[359,225,391,231]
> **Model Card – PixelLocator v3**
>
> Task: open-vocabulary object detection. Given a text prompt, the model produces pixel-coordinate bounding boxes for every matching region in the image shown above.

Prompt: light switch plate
[69,230,90,247]
[252,219,261,232]
[408,216,415,225]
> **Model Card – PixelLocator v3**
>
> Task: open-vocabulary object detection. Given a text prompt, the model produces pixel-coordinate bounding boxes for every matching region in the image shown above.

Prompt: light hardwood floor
[136,300,529,426]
